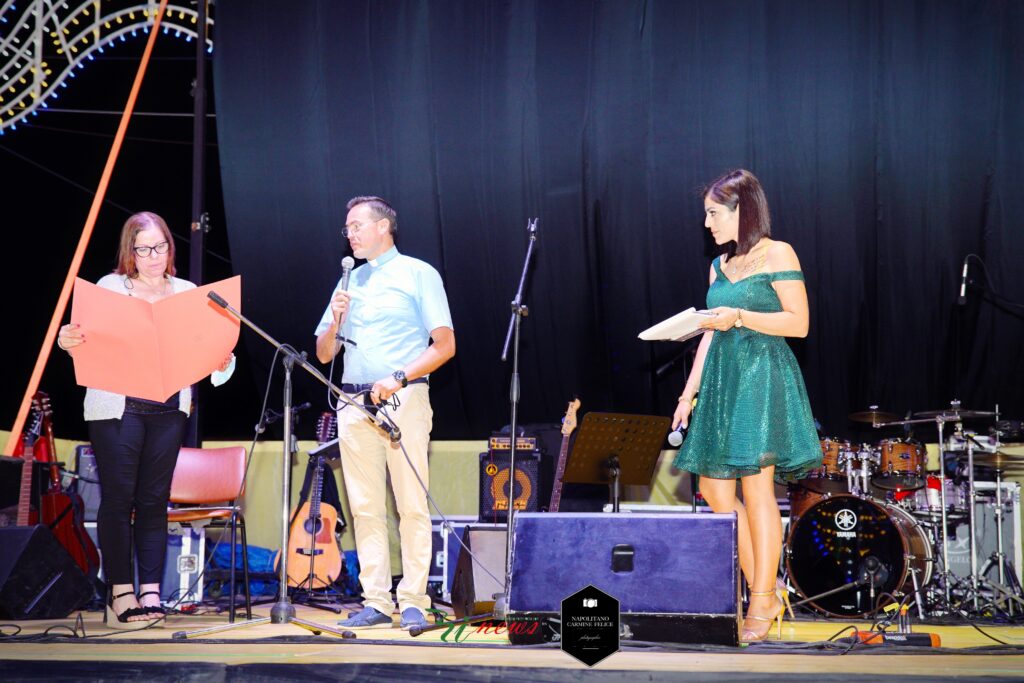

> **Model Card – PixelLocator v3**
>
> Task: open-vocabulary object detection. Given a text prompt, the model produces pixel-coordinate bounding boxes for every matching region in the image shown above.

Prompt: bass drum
[786,494,932,617]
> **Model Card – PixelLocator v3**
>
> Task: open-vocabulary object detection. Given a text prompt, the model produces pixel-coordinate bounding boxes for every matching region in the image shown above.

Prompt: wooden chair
[167,446,251,621]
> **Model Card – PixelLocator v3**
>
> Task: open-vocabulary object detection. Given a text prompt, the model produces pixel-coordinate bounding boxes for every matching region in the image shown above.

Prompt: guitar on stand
[548,398,581,512]
[33,393,101,579]
[280,412,343,612]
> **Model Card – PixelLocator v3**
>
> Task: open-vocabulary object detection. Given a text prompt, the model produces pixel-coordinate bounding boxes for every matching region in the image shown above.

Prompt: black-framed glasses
[133,241,169,258]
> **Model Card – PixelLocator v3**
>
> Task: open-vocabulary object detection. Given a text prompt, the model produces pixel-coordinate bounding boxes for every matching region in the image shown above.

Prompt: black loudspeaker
[450,526,507,618]
[0,525,94,619]
[73,444,100,522]
[507,512,740,645]
[478,451,541,523]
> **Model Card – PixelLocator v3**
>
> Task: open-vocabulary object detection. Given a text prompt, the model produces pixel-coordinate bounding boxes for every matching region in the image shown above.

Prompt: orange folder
[70,275,241,402]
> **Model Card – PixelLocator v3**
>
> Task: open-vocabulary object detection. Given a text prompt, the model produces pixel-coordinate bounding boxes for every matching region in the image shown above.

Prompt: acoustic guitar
[548,398,581,512]
[282,412,343,589]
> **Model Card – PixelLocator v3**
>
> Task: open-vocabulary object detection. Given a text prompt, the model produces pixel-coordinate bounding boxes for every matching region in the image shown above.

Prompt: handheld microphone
[335,256,356,341]
[958,257,969,305]
[340,255,355,291]
[668,427,685,448]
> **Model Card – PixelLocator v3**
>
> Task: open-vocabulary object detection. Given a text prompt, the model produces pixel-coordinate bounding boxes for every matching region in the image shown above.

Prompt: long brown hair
[114,211,177,278]
[704,169,771,256]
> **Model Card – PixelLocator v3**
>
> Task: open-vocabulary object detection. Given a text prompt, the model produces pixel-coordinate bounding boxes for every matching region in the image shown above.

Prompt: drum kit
[785,401,1024,621]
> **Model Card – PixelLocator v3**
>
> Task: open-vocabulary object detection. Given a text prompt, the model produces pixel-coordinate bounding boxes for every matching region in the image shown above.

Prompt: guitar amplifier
[479,451,543,523]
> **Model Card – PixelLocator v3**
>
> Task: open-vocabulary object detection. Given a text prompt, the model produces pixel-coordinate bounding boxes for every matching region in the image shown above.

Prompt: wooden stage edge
[1,604,1024,679]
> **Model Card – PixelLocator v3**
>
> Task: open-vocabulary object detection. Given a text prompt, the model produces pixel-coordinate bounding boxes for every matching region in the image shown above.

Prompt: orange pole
[4,0,171,455]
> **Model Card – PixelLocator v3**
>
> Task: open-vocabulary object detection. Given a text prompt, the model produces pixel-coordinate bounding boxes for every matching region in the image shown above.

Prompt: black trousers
[88,409,186,585]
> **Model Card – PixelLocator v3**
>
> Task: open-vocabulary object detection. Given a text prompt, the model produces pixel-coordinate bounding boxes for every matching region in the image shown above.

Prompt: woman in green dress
[672,169,821,643]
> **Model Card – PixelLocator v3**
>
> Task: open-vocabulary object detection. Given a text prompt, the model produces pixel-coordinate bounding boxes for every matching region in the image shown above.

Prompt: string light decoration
[0,0,213,134]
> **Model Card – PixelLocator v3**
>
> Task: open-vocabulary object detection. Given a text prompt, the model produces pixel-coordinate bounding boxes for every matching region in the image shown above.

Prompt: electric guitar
[548,398,581,512]
[33,393,101,578]
[282,412,343,588]
[14,406,44,527]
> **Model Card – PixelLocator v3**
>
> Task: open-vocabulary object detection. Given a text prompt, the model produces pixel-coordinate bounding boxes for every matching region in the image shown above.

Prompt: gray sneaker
[338,606,393,629]
[399,607,429,631]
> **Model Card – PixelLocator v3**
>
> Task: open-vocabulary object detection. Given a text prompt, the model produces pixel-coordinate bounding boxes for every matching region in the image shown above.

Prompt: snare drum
[872,439,926,491]
[893,475,968,521]
[802,438,851,494]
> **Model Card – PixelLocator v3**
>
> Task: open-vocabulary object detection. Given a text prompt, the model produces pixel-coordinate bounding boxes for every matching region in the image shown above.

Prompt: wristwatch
[734,308,744,328]
[392,370,408,388]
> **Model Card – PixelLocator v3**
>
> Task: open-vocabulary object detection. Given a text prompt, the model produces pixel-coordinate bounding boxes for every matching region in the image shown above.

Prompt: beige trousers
[337,383,433,616]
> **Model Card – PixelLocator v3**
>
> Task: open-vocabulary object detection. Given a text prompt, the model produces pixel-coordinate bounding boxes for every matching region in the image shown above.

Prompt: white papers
[638,307,716,343]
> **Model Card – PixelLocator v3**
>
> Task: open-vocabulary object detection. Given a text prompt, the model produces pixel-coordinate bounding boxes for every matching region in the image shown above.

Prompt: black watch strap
[393,370,408,388]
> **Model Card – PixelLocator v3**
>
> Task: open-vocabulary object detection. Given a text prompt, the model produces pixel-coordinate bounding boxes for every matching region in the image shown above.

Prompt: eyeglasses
[343,221,379,238]
[133,241,169,258]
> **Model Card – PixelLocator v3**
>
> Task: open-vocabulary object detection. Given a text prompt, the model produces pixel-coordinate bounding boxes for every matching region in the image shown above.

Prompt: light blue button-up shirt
[314,246,453,384]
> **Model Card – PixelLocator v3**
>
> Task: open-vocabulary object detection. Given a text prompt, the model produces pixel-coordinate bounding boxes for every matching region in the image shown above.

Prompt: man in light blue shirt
[315,196,455,630]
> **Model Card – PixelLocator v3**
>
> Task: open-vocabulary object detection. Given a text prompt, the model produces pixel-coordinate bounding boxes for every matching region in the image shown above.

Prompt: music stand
[563,413,671,512]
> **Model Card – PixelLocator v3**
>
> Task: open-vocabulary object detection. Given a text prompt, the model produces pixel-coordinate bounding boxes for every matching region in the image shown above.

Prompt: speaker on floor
[0,525,94,619]
[507,512,740,645]
[478,451,541,523]
[450,526,507,618]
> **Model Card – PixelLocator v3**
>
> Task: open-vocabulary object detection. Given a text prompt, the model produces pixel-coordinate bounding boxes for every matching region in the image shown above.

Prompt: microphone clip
[334,333,358,348]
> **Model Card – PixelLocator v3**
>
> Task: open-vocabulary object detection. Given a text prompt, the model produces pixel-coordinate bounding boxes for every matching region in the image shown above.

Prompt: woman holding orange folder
[671,170,820,643]
[56,211,234,627]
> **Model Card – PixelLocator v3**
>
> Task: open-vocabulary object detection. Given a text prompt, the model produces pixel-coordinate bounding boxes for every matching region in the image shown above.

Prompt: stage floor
[2,603,1024,681]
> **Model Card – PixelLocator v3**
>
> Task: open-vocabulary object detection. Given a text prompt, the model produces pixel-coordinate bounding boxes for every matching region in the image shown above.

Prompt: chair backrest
[169,446,247,504]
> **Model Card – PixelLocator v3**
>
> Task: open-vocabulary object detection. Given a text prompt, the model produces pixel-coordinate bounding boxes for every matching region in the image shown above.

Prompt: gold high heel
[740,589,785,643]
[775,578,794,619]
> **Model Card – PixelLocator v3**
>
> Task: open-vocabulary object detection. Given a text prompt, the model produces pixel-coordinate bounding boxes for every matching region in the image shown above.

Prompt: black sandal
[106,589,154,629]
[137,591,167,617]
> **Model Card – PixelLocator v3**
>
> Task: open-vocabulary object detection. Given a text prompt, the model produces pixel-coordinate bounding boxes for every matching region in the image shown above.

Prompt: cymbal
[997,443,1024,457]
[914,408,998,420]
[960,450,1024,471]
[848,409,900,423]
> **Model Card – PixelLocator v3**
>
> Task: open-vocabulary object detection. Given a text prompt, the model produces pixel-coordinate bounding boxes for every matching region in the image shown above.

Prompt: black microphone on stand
[958,257,969,305]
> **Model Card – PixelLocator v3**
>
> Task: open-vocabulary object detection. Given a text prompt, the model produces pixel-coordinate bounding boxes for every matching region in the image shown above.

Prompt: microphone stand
[494,217,538,620]
[173,293,398,640]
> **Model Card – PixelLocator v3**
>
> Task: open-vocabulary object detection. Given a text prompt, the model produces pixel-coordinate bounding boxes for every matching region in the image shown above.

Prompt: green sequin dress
[673,256,821,482]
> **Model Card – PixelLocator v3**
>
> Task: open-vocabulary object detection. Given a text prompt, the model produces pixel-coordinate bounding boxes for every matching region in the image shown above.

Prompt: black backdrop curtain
[213,0,1024,442]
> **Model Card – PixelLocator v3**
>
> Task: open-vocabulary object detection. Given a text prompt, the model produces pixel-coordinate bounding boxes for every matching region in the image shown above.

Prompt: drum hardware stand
[967,449,1024,618]
[874,411,962,605]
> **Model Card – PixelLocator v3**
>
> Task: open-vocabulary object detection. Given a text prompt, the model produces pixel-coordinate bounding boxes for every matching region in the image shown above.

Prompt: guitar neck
[549,435,571,513]
[17,445,33,526]
[309,456,324,519]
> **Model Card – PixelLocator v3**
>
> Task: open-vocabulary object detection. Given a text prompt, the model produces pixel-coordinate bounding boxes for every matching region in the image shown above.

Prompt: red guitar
[29,393,101,578]
[548,398,581,512]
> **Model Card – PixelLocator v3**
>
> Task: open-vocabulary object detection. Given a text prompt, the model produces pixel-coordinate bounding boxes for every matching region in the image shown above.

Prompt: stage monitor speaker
[507,512,739,645]
[450,526,507,618]
[0,525,94,619]
[478,451,541,523]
